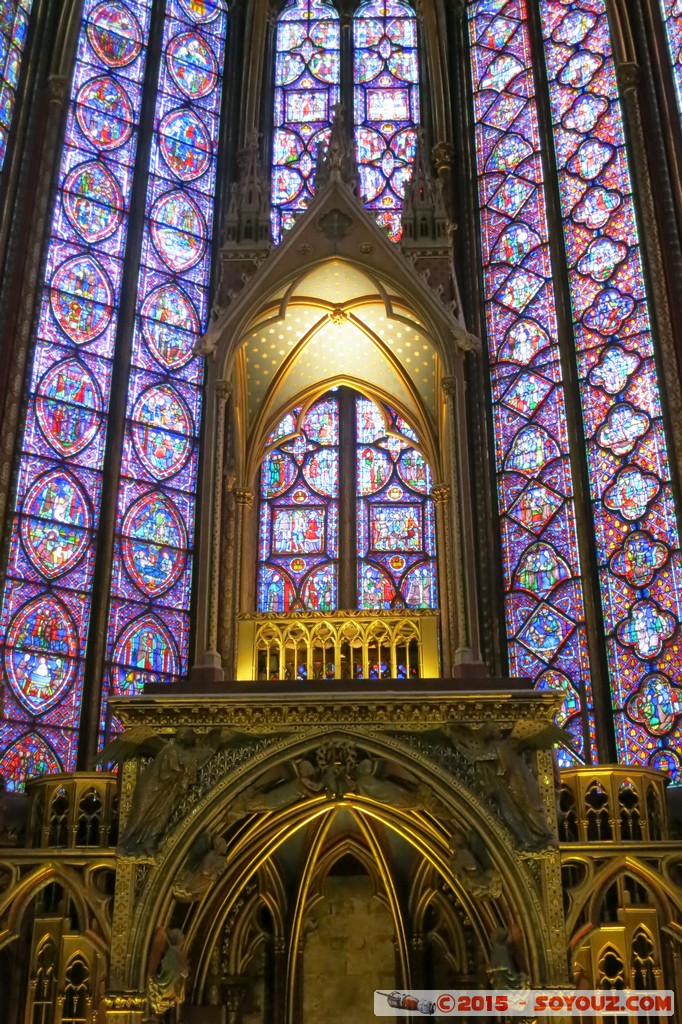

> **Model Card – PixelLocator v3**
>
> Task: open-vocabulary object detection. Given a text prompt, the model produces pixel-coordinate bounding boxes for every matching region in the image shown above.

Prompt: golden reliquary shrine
[2,0,682,1022]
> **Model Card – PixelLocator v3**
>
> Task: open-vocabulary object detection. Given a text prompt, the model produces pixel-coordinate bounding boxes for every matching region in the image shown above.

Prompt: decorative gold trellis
[237,611,439,681]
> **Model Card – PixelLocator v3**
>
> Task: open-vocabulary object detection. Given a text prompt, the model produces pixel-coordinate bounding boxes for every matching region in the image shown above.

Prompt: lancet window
[271,0,420,243]
[257,390,438,617]
[469,0,682,779]
[0,1,33,172]
[0,0,227,788]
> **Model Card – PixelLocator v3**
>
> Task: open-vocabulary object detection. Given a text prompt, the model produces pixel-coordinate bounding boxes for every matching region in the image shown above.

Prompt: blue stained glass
[540,0,682,781]
[353,0,420,241]
[468,0,596,765]
[257,397,340,613]
[356,397,438,611]
[271,0,340,244]
[102,0,228,718]
[0,0,33,172]
[0,0,152,787]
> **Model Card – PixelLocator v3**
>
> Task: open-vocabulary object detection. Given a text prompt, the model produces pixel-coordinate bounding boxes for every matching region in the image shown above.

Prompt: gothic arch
[115,726,562,996]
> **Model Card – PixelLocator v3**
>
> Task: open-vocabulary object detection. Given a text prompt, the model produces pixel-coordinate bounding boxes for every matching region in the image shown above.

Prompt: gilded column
[233,487,255,678]
[431,483,453,677]
[441,370,482,668]
[101,994,147,1024]
[206,379,232,669]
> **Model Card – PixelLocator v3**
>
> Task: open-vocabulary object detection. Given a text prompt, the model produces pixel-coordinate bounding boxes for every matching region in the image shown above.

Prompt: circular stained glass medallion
[87,1,142,68]
[35,358,102,457]
[131,383,193,480]
[150,190,206,272]
[159,108,211,182]
[166,30,217,99]
[121,492,187,597]
[62,160,124,243]
[177,0,222,23]
[50,255,113,344]
[76,76,134,151]
[5,595,78,714]
[20,470,91,580]
[140,283,199,370]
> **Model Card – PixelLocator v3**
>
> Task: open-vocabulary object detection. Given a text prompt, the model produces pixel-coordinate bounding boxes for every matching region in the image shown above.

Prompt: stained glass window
[540,0,682,781]
[356,398,437,610]
[103,0,227,710]
[257,390,438,624]
[659,1,682,116]
[467,0,596,764]
[0,0,33,173]
[271,0,340,244]
[353,0,420,241]
[0,0,152,788]
[258,397,339,614]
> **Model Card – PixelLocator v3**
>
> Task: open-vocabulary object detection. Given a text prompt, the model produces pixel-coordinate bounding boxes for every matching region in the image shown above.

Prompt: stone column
[192,377,231,683]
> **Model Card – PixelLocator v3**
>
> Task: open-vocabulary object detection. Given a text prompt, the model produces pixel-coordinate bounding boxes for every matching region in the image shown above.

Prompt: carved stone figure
[487,926,527,990]
[173,832,228,902]
[148,928,189,1013]
[227,759,332,821]
[445,722,566,851]
[349,758,424,807]
[99,726,236,856]
[448,828,501,899]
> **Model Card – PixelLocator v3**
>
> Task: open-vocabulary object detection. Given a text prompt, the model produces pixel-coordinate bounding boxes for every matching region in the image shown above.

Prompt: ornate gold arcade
[236,610,440,681]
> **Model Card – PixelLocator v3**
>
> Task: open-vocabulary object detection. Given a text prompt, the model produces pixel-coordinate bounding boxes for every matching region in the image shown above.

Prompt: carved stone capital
[47,75,68,105]
[431,484,451,505]
[234,488,255,508]
[617,62,640,95]
[215,379,233,402]
[441,376,457,398]
[432,141,454,173]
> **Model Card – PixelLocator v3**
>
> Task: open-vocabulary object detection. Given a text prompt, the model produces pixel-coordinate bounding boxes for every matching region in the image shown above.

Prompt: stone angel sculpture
[226,759,333,822]
[173,831,228,902]
[148,928,189,1013]
[444,721,573,852]
[448,827,501,899]
[98,726,241,856]
[487,926,528,990]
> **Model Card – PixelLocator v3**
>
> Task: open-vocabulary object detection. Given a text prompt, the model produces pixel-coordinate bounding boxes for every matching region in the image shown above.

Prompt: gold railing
[25,772,119,849]
[237,610,439,681]
[559,766,668,843]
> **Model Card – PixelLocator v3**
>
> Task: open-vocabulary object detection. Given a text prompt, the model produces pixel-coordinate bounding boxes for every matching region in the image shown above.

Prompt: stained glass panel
[257,398,339,613]
[0,0,152,788]
[271,0,340,244]
[0,0,33,173]
[540,0,682,780]
[468,0,596,764]
[353,0,420,241]
[102,0,227,711]
[356,397,438,610]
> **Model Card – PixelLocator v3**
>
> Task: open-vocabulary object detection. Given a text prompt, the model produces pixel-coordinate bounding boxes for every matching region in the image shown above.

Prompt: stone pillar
[192,378,231,683]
